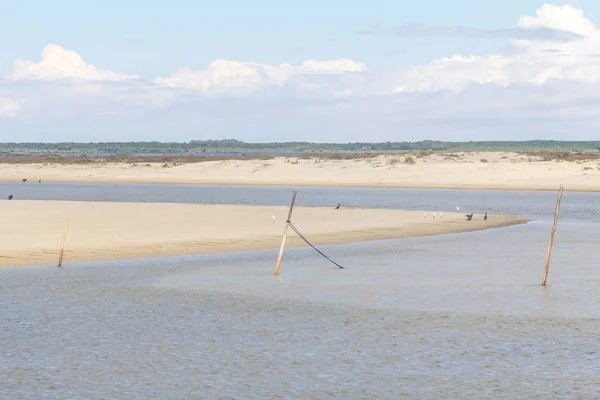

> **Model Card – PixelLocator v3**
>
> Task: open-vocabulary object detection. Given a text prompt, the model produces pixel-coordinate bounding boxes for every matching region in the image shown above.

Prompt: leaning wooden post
[274,190,297,275]
[542,185,564,286]
[58,218,69,268]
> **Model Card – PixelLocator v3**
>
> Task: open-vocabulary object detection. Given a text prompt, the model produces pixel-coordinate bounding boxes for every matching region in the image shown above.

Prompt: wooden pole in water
[58,218,69,268]
[274,190,297,275]
[542,185,564,286]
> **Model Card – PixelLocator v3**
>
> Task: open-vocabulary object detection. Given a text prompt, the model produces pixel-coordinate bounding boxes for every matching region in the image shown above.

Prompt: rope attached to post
[287,220,344,269]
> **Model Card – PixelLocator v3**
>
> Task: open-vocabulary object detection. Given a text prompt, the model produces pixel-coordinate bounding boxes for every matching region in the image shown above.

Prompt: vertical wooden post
[274,190,297,275]
[58,218,69,268]
[542,185,564,286]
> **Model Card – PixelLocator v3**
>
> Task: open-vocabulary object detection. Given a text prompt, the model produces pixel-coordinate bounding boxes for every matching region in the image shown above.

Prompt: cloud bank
[2,4,600,142]
[153,59,367,96]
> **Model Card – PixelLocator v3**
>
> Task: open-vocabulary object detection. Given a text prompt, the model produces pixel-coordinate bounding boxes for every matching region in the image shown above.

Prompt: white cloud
[0,98,24,118]
[4,4,600,141]
[154,59,367,95]
[517,3,597,38]
[12,43,138,81]
[387,5,600,93]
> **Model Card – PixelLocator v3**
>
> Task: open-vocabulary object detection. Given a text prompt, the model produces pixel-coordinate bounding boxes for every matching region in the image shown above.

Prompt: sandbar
[1,151,599,191]
[0,200,527,267]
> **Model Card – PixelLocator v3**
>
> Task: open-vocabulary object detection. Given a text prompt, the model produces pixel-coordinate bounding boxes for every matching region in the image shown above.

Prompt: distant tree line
[1,139,600,155]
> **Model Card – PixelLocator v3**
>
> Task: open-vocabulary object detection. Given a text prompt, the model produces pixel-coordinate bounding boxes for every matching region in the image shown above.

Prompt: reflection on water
[2,181,600,222]
[2,220,600,398]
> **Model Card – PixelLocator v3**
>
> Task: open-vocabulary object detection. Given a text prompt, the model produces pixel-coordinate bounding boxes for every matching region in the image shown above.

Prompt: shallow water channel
[1,184,599,398]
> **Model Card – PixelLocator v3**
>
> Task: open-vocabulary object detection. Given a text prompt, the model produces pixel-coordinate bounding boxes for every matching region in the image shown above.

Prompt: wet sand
[0,200,526,267]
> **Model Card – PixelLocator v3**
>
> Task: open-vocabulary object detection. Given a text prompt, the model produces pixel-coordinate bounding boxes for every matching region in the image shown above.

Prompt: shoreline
[0,177,588,193]
[0,200,528,268]
[1,151,599,193]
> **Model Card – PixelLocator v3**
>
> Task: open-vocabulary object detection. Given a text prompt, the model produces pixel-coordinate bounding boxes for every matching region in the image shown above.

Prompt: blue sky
[1,1,600,142]
[1,0,578,76]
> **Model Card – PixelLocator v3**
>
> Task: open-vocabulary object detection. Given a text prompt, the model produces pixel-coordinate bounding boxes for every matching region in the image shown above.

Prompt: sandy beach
[1,151,599,191]
[0,200,526,267]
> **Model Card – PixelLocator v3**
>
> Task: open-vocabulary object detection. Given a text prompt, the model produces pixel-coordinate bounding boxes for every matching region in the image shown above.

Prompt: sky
[1,0,600,142]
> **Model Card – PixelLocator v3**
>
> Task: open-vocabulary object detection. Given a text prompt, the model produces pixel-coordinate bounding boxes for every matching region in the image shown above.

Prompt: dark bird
[335,203,340,210]
[465,213,473,221]
[21,178,27,182]
[8,194,13,200]
[484,212,488,221]
[39,180,42,183]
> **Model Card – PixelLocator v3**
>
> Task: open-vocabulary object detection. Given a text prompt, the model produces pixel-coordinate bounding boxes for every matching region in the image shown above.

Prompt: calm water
[2,181,600,222]
[1,184,600,398]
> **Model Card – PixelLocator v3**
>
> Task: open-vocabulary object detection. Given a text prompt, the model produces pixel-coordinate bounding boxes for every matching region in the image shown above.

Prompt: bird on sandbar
[8,194,13,200]
[484,212,488,221]
[335,203,340,210]
[465,213,473,221]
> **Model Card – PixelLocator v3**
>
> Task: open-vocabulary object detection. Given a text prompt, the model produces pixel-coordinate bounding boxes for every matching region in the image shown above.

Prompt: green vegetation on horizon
[2,139,600,155]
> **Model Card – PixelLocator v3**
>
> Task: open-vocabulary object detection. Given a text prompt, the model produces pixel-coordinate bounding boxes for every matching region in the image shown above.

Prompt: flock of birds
[270,203,488,223]
[424,208,488,222]
[332,203,489,222]
[334,203,488,222]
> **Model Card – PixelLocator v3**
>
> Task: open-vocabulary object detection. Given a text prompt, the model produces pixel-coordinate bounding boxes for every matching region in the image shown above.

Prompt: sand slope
[1,152,599,191]
[0,200,527,267]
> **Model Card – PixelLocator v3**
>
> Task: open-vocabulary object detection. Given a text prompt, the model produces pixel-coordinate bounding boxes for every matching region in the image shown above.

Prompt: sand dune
[0,151,598,191]
[0,200,526,267]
